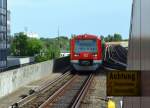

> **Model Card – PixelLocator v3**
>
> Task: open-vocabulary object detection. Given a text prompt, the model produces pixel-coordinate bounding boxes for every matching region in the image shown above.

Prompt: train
[70,34,105,71]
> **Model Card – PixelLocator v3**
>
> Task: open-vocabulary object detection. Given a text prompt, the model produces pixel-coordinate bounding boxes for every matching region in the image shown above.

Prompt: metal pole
[6,0,8,69]
[58,26,60,57]
[58,26,60,48]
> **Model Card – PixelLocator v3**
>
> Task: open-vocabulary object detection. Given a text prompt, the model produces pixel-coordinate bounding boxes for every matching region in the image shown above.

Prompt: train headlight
[93,54,98,57]
[74,54,79,57]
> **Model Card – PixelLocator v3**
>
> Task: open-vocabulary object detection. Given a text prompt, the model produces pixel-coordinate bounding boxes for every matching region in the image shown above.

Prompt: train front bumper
[71,60,102,71]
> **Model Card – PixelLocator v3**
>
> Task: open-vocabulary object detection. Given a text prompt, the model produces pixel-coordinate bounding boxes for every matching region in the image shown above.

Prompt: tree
[40,36,69,59]
[113,33,122,41]
[11,34,70,62]
[104,33,123,42]
[108,35,114,42]
[11,33,44,57]
[11,32,28,56]
[100,35,104,40]
[27,38,44,56]
[104,34,114,42]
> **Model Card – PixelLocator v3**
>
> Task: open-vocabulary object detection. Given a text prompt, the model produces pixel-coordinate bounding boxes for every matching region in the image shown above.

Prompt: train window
[75,40,97,53]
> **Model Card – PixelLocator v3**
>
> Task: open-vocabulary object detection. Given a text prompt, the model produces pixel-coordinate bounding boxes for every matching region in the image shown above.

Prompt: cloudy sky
[8,0,132,39]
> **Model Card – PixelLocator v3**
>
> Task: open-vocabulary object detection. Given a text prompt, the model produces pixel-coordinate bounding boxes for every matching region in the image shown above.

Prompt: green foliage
[27,38,44,56]
[34,55,48,62]
[11,32,28,56]
[11,32,44,60]
[104,33,123,42]
[40,36,69,59]
[101,38,106,58]
[113,33,122,41]
[100,35,104,40]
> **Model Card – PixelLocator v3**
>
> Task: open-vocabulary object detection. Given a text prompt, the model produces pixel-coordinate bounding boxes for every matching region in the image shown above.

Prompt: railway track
[113,45,127,63]
[103,45,127,70]
[10,45,127,108]
[110,46,126,63]
[11,72,74,108]
[39,74,94,108]
[11,72,94,108]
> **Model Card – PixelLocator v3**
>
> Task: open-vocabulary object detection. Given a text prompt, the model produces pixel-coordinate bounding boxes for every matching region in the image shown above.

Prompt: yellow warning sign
[107,71,140,96]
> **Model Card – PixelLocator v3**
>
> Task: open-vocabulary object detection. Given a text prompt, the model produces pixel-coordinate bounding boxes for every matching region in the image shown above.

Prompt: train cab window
[75,40,97,53]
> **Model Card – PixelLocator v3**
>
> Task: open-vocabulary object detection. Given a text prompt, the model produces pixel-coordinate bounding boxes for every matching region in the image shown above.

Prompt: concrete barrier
[0,56,71,98]
[0,60,53,98]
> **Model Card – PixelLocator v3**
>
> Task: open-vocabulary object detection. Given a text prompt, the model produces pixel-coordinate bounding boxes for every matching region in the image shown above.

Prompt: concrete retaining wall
[0,56,71,98]
[0,60,53,98]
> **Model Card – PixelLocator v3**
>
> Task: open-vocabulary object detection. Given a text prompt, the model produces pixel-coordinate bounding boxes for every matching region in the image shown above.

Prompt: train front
[70,34,102,71]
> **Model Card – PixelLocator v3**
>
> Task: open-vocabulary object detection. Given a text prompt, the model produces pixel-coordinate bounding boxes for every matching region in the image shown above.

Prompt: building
[14,32,40,39]
[25,32,39,39]
[0,0,7,69]
[7,10,10,47]
[60,50,70,57]
[106,41,128,48]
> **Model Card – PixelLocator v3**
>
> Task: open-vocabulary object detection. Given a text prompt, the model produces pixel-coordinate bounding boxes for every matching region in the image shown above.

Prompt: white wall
[7,57,35,67]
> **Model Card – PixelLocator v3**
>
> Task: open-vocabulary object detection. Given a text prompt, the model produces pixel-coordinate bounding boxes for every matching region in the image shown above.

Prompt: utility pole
[58,26,60,38]
[24,27,28,34]
[58,26,60,46]
[54,26,60,58]
[57,26,60,50]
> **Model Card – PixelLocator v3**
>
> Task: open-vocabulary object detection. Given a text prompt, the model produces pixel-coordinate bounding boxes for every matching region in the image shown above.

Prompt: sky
[8,0,132,39]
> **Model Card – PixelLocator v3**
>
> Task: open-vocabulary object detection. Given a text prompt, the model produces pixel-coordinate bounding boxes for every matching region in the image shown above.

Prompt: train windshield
[75,39,97,53]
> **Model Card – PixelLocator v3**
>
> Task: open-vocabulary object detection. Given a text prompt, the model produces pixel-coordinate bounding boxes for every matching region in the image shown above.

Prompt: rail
[39,74,94,108]
[10,71,72,108]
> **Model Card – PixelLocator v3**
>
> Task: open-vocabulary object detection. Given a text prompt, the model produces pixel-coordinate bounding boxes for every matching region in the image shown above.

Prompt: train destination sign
[107,71,141,96]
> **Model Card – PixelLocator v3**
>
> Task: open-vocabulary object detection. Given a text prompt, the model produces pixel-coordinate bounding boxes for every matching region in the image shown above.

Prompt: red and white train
[70,34,103,71]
